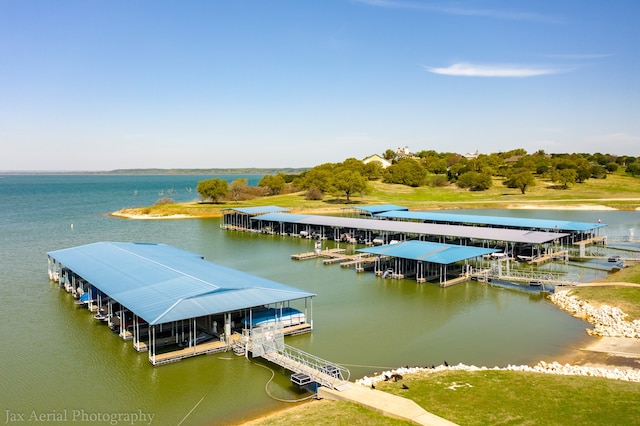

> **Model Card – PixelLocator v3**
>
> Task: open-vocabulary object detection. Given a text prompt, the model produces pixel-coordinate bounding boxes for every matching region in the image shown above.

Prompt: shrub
[154,197,175,205]
[305,186,323,200]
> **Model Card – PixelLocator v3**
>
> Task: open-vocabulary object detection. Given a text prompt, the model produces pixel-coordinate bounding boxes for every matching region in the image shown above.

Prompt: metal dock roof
[343,204,409,215]
[375,211,606,232]
[357,240,497,264]
[252,213,568,244]
[222,205,290,215]
[48,242,314,325]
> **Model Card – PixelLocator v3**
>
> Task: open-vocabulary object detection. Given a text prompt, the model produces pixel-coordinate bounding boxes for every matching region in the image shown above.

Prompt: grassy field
[113,172,640,218]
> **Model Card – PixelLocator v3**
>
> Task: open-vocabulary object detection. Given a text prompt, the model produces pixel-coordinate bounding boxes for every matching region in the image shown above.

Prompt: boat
[241,307,305,328]
[94,313,110,321]
[74,292,94,305]
[179,331,215,348]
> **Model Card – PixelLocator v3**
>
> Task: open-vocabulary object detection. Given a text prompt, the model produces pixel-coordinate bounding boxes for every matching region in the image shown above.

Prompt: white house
[362,154,392,169]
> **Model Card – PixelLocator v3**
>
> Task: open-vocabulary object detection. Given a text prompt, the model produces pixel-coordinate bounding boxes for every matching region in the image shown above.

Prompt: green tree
[196,178,228,202]
[383,149,396,161]
[384,158,426,187]
[333,169,369,202]
[298,164,335,193]
[605,162,619,173]
[363,161,384,180]
[229,178,248,202]
[504,170,536,194]
[456,171,492,191]
[552,169,577,189]
[423,157,448,174]
[258,174,286,195]
[590,165,607,179]
[575,160,592,183]
[626,162,640,177]
[340,158,366,175]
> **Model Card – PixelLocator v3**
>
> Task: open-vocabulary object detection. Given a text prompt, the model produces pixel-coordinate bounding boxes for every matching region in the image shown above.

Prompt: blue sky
[1,0,638,170]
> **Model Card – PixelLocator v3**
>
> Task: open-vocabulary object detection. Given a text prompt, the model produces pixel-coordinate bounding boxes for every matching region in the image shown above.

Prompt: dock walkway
[291,248,345,261]
[151,334,243,365]
[530,250,568,265]
[318,385,457,426]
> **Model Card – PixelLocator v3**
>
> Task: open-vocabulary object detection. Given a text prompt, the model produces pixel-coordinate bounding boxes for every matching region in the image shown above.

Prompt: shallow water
[1,175,638,425]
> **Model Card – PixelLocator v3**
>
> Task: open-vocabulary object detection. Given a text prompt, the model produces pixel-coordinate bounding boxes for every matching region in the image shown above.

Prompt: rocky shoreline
[550,289,640,338]
[355,359,640,388]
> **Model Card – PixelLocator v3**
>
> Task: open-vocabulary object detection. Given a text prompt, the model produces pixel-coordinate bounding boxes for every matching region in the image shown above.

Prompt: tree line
[193,149,640,203]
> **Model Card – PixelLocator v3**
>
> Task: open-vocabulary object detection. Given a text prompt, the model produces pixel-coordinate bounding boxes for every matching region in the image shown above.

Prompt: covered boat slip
[221,206,290,231]
[357,240,498,285]
[249,212,569,253]
[47,242,315,365]
[374,210,607,245]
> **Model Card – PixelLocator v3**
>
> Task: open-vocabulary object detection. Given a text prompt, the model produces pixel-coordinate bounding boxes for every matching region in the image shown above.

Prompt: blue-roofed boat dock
[47,242,316,366]
[221,205,612,288]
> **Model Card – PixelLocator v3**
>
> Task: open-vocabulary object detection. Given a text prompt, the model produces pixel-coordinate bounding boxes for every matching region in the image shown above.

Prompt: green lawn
[377,370,640,426]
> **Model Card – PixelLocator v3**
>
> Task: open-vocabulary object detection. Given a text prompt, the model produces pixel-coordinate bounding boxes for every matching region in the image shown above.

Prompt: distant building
[396,146,412,158]
[362,154,392,169]
[504,155,523,164]
[463,150,479,160]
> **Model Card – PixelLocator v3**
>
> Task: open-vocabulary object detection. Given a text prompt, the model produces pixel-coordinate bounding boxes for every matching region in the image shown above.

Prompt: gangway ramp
[249,323,351,391]
[261,348,351,391]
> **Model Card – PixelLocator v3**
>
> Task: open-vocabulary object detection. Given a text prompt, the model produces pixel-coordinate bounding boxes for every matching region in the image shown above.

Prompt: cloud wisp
[353,0,562,24]
[423,63,570,78]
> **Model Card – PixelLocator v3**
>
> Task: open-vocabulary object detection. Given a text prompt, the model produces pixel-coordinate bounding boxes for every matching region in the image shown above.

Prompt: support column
[224,313,231,346]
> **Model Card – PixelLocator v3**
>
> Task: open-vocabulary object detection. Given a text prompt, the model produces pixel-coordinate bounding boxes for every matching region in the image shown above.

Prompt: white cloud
[423,63,568,77]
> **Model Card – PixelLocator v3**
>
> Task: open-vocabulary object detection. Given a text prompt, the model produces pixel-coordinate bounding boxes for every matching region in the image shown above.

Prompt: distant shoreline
[1,168,304,175]
[110,201,637,220]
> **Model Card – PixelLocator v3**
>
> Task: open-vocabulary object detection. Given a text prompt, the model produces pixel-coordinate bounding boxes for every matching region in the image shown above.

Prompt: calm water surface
[1,175,638,425]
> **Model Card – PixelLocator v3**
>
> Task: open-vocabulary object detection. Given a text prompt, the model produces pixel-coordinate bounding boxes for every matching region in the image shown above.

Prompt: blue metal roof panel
[48,242,315,325]
[374,211,606,232]
[357,240,497,264]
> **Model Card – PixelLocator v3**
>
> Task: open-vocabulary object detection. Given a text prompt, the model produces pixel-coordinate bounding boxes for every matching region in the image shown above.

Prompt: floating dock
[291,248,345,260]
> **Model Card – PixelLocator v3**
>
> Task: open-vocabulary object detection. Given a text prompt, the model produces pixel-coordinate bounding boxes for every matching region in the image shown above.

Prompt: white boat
[242,307,305,328]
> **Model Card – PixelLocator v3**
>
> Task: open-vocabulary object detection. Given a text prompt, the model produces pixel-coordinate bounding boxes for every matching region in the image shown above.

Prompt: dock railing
[488,266,579,286]
[262,343,351,389]
[249,323,350,390]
